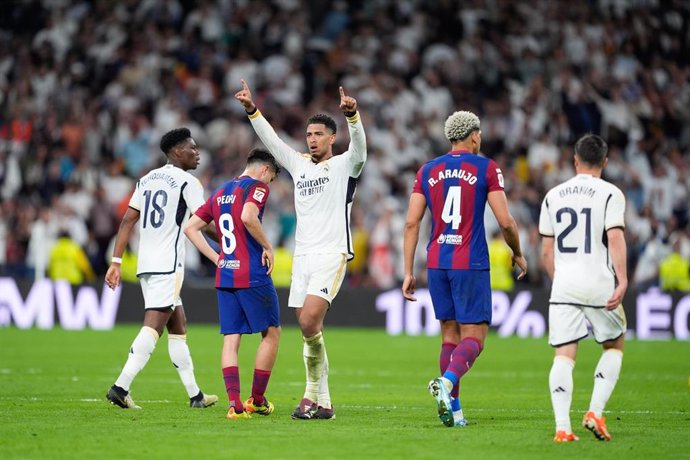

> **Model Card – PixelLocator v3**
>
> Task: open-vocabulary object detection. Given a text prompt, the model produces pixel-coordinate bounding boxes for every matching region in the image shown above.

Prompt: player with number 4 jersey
[403,110,526,428]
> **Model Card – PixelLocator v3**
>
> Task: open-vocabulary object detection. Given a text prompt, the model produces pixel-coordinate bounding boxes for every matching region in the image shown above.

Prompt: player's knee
[299,320,322,337]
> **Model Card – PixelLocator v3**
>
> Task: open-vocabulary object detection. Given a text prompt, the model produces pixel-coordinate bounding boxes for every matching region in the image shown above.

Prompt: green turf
[0,326,688,459]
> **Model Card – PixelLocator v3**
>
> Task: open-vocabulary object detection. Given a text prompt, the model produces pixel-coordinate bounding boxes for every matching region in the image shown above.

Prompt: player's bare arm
[105,207,140,290]
[402,193,426,301]
[606,227,627,310]
[184,215,219,265]
[241,202,274,275]
[540,236,555,280]
[487,190,527,280]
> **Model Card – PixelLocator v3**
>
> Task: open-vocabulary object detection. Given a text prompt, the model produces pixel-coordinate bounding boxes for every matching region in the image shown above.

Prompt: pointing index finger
[339,86,346,98]
[241,79,248,91]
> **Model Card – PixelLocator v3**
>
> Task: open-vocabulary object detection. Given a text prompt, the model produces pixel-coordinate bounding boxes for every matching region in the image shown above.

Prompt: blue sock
[442,370,459,387]
[451,398,461,412]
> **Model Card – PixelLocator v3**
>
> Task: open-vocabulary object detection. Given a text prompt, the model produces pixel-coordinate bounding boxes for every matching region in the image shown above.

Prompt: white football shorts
[288,253,347,308]
[139,270,184,310]
[549,303,627,347]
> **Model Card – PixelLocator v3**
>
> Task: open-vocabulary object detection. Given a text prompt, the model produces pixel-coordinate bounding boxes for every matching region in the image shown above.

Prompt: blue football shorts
[427,269,491,324]
[217,283,280,335]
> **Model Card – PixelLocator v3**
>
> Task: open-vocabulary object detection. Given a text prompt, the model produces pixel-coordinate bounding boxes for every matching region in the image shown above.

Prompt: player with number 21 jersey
[413,153,504,270]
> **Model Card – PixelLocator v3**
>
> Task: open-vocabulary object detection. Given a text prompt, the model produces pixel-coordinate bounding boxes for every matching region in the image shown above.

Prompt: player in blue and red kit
[402,110,527,427]
[184,148,281,420]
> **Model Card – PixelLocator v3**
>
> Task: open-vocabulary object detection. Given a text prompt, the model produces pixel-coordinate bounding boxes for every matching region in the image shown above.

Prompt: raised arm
[234,79,300,173]
[487,190,527,280]
[340,86,367,177]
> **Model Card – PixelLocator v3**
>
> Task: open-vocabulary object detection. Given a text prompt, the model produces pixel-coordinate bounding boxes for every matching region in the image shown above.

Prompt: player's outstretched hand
[339,86,357,114]
[105,265,121,290]
[262,247,274,275]
[513,254,528,280]
[235,79,256,112]
[402,274,417,301]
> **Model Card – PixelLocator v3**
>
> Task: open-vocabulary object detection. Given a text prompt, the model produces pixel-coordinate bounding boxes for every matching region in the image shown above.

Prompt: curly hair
[307,114,337,134]
[160,127,191,155]
[444,111,480,143]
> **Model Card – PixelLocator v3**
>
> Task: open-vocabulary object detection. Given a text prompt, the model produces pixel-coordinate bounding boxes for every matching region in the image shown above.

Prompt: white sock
[549,356,575,432]
[168,334,200,398]
[115,326,159,392]
[317,350,331,409]
[303,332,326,402]
[589,349,623,417]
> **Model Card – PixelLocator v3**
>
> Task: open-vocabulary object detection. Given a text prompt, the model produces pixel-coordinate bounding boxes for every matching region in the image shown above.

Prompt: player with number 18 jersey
[129,164,205,277]
[195,177,272,289]
[413,152,504,270]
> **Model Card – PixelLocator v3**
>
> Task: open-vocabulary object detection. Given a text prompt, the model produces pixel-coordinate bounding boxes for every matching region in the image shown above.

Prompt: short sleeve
[128,181,141,210]
[412,166,424,194]
[246,182,270,211]
[486,160,504,192]
[184,177,205,215]
[194,197,214,223]
[538,195,554,237]
[604,187,626,230]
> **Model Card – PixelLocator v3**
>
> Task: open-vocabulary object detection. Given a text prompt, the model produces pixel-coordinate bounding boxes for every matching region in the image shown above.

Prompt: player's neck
[575,168,602,178]
[166,160,187,171]
[311,151,333,164]
[450,142,475,153]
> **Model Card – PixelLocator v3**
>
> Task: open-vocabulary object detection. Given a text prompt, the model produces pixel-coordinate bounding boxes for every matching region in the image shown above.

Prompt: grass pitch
[0,326,688,459]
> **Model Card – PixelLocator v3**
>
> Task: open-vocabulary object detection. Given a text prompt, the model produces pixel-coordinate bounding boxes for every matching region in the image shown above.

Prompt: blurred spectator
[48,231,95,285]
[659,239,690,292]
[488,229,514,292]
[0,0,687,292]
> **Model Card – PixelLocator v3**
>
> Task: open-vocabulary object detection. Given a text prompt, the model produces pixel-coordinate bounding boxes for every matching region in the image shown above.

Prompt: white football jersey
[249,110,366,259]
[539,174,625,307]
[128,164,205,275]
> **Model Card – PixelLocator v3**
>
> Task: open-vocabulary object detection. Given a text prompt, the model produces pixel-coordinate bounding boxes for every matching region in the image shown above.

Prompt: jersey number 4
[556,207,592,253]
[441,186,462,230]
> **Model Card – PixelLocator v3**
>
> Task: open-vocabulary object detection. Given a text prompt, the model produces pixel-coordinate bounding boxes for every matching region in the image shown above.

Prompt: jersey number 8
[219,214,237,255]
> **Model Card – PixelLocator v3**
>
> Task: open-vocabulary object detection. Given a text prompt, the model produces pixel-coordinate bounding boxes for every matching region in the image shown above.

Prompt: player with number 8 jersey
[185,148,282,420]
[195,164,273,289]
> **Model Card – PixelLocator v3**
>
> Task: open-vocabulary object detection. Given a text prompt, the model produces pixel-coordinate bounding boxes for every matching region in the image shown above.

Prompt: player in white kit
[235,80,366,419]
[105,128,217,410]
[539,134,627,442]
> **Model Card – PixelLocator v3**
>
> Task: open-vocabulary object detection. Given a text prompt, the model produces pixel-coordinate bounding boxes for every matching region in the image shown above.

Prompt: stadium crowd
[0,0,689,291]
